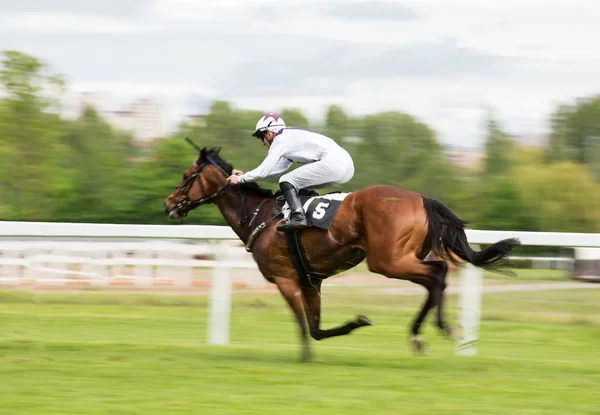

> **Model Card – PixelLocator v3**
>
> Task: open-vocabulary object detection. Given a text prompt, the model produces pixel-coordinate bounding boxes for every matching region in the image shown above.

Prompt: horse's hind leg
[413,261,456,338]
[367,255,450,352]
[301,278,373,341]
[426,260,458,339]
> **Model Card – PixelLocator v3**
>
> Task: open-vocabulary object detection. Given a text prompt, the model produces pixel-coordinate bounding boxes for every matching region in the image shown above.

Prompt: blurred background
[1,2,600,414]
[1,1,599,232]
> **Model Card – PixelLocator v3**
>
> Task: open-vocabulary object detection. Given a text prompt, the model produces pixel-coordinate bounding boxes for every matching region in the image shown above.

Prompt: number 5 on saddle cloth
[274,190,349,231]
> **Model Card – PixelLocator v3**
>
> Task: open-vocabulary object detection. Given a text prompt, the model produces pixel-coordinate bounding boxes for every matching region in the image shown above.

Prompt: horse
[163,144,520,362]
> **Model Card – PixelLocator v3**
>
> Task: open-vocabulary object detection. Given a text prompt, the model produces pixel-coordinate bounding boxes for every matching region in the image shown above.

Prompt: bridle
[172,156,251,224]
[172,156,230,216]
[170,142,285,251]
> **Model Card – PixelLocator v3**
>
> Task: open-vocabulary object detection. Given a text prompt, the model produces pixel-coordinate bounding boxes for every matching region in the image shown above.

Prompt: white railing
[1,221,600,354]
[0,221,258,346]
[0,240,260,287]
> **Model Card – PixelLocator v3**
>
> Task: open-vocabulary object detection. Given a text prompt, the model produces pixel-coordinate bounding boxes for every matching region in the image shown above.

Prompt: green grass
[478,268,572,281]
[344,262,572,282]
[1,283,599,415]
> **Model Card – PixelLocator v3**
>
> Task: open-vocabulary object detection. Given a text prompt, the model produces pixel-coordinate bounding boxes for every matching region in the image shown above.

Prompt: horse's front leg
[301,278,373,341]
[273,276,312,362]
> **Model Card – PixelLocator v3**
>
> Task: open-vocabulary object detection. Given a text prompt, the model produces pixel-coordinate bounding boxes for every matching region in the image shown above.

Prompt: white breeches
[278,151,354,190]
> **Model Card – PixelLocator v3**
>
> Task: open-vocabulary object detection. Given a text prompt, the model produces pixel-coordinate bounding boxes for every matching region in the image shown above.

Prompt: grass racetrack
[1,269,599,414]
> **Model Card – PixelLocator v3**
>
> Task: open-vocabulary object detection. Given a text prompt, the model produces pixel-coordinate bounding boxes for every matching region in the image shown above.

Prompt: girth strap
[286,230,314,280]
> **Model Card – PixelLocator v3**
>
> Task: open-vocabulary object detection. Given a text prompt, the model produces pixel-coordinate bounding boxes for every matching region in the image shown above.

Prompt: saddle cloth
[277,191,350,230]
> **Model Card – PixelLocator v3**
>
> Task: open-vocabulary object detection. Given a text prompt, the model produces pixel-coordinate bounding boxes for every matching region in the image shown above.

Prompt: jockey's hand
[232,169,244,176]
[227,174,241,185]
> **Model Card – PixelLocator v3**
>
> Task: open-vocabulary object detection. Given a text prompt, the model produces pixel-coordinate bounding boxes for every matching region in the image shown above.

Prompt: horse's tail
[422,196,520,273]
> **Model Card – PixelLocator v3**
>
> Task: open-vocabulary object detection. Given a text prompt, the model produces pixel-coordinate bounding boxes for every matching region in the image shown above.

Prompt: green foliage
[324,104,349,143]
[280,108,309,127]
[483,114,514,177]
[547,97,600,181]
[50,106,136,222]
[479,176,535,231]
[513,161,600,232]
[0,51,67,220]
[548,97,600,162]
[349,111,457,201]
[2,49,600,233]
[0,50,65,109]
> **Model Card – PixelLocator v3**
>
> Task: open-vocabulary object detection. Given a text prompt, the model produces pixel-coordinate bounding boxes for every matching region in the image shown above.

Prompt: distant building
[77,94,166,146]
[445,150,484,169]
[78,92,105,113]
[108,110,135,132]
[508,133,549,147]
[105,98,166,145]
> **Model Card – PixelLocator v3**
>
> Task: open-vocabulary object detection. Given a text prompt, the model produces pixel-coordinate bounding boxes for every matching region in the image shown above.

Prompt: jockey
[227,113,355,232]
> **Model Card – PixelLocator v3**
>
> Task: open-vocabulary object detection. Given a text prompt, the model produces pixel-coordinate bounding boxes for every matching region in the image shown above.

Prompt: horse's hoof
[410,335,426,355]
[301,354,314,363]
[444,326,461,341]
[356,315,374,326]
[301,347,313,363]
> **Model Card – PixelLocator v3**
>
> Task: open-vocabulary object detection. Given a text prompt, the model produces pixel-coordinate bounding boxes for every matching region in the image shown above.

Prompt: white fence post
[207,241,232,345]
[455,244,483,356]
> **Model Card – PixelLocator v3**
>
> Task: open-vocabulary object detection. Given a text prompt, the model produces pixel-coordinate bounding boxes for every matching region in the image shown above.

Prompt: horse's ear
[216,146,222,154]
[200,147,207,158]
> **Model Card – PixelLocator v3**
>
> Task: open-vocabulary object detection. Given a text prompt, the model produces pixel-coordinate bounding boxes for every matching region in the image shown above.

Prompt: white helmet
[252,113,286,138]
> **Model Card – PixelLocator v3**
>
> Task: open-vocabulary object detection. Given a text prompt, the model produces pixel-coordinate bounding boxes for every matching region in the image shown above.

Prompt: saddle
[274,189,351,284]
[273,188,320,215]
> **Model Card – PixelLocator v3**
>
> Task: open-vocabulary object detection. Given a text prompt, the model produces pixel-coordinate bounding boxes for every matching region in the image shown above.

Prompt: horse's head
[164,144,232,220]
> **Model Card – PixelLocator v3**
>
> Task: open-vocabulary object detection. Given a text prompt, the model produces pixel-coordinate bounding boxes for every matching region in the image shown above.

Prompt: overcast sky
[2,0,599,149]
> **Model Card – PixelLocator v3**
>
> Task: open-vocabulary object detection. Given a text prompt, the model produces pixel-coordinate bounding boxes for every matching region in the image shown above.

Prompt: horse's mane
[203,147,275,198]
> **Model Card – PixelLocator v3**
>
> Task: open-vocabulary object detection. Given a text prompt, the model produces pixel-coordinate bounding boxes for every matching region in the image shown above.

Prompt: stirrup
[276,213,307,231]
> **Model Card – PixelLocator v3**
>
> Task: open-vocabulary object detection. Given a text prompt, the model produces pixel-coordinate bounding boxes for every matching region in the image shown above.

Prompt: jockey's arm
[238,143,290,184]
[268,157,293,178]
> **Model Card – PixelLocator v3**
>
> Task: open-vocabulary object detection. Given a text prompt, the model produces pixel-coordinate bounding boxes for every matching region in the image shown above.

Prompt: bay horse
[163,144,520,362]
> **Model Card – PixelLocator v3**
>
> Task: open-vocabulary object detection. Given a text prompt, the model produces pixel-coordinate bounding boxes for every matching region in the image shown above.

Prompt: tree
[51,106,135,222]
[482,113,514,177]
[0,50,65,109]
[205,100,236,144]
[0,50,66,220]
[478,176,533,231]
[513,161,600,232]
[351,111,454,194]
[324,105,349,143]
[280,108,309,128]
[547,96,600,179]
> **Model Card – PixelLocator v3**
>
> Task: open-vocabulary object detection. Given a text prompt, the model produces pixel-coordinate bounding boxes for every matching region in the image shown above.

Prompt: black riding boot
[277,182,308,232]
